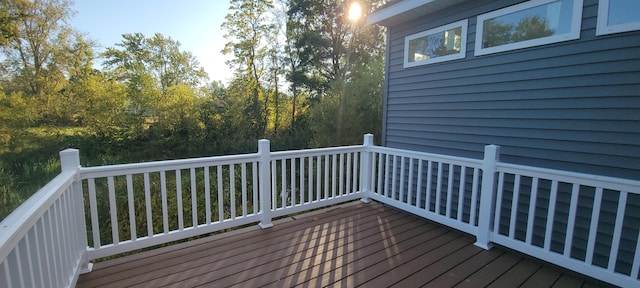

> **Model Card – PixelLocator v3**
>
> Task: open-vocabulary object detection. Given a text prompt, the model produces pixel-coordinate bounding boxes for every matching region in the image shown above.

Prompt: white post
[60,149,80,173]
[359,134,374,203]
[475,145,500,250]
[59,149,93,273]
[258,140,273,229]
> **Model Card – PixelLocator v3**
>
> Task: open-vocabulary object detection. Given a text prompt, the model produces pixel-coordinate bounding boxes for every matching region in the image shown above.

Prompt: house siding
[382,0,640,180]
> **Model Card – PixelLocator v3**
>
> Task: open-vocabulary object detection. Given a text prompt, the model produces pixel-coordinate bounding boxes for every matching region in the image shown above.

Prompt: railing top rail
[497,162,640,193]
[80,153,260,179]
[270,145,364,160]
[0,170,76,261]
[369,145,484,167]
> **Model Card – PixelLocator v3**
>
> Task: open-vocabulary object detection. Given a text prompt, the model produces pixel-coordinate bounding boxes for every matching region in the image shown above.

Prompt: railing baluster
[59,193,72,272]
[457,166,466,221]
[41,216,54,285]
[242,163,247,216]
[352,152,358,193]
[160,171,168,233]
[426,161,433,211]
[15,243,25,288]
[544,180,559,250]
[33,222,44,286]
[281,159,287,208]
[126,175,136,240]
[391,155,398,200]
[300,157,305,204]
[408,158,414,205]
[253,162,258,214]
[143,174,154,237]
[340,154,345,197]
[308,156,313,202]
[3,258,12,288]
[346,153,353,194]
[446,164,454,217]
[509,175,521,238]
[563,183,580,256]
[416,159,423,208]
[470,168,479,225]
[271,160,277,209]
[191,168,198,226]
[46,210,60,286]
[175,170,184,231]
[585,187,603,265]
[526,177,539,244]
[399,156,406,203]
[230,165,236,219]
[332,154,337,198]
[324,155,329,199]
[435,162,443,215]
[316,156,321,200]
[291,158,296,205]
[217,166,223,222]
[493,172,506,236]
[204,167,211,224]
[377,153,383,195]
[608,191,628,272]
[107,176,119,244]
[87,179,100,248]
[383,154,390,197]
[632,224,640,279]
[24,233,36,288]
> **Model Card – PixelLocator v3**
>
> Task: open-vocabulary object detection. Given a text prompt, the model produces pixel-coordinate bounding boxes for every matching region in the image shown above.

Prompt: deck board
[77,201,616,288]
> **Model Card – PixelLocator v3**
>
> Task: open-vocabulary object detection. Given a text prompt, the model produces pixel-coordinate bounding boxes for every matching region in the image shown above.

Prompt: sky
[70,0,233,84]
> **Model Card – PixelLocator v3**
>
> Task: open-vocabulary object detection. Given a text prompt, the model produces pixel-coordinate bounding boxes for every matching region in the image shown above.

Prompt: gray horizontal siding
[382,0,640,180]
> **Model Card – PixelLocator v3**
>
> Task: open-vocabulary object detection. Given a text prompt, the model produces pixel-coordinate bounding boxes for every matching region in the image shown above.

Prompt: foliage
[0,0,387,225]
[482,16,554,48]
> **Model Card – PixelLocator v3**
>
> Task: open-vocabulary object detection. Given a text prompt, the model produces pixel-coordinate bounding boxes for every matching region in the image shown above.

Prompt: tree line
[0,0,386,220]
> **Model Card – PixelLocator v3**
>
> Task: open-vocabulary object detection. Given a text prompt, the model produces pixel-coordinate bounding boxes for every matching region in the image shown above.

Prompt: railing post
[475,144,500,250]
[60,149,93,273]
[360,134,374,203]
[258,140,273,229]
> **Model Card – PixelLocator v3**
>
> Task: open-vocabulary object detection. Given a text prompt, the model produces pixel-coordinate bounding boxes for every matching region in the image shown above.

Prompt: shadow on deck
[77,201,614,288]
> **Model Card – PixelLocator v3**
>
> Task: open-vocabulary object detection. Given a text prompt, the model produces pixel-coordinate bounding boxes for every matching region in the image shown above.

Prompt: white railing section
[491,159,640,288]
[1,134,639,288]
[79,139,368,260]
[0,150,90,288]
[80,152,264,260]
[365,142,484,237]
[269,145,365,218]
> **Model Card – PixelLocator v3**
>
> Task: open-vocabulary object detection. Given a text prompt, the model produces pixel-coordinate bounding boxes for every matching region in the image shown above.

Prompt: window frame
[596,0,640,35]
[474,0,583,56]
[403,19,468,68]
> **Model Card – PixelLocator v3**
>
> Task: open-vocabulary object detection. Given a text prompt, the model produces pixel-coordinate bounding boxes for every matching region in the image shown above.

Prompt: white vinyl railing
[0,150,91,288]
[1,134,638,288]
[491,161,640,288]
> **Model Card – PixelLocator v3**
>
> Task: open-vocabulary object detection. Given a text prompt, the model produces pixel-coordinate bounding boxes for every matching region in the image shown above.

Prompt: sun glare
[348,2,362,22]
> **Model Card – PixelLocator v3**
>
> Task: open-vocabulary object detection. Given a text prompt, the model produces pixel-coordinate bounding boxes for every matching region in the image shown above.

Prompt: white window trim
[474,0,583,56]
[404,19,468,68]
[596,0,640,35]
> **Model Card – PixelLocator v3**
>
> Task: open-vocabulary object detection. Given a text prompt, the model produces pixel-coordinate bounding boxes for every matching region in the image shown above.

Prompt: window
[404,19,468,68]
[596,0,640,35]
[474,0,583,56]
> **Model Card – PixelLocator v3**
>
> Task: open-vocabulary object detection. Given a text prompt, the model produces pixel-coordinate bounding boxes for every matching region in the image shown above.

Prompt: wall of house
[381,0,640,180]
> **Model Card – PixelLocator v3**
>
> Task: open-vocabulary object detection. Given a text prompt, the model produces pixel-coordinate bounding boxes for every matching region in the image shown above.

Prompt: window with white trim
[596,0,640,35]
[474,0,583,56]
[404,19,468,68]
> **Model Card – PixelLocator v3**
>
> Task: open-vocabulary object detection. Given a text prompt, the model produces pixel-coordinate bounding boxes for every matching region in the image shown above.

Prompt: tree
[0,0,27,47]
[102,33,208,131]
[221,0,274,139]
[287,0,386,146]
[0,0,80,120]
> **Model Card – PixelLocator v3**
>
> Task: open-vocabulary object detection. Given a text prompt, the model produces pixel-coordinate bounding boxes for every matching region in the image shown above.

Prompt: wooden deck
[77,201,614,288]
